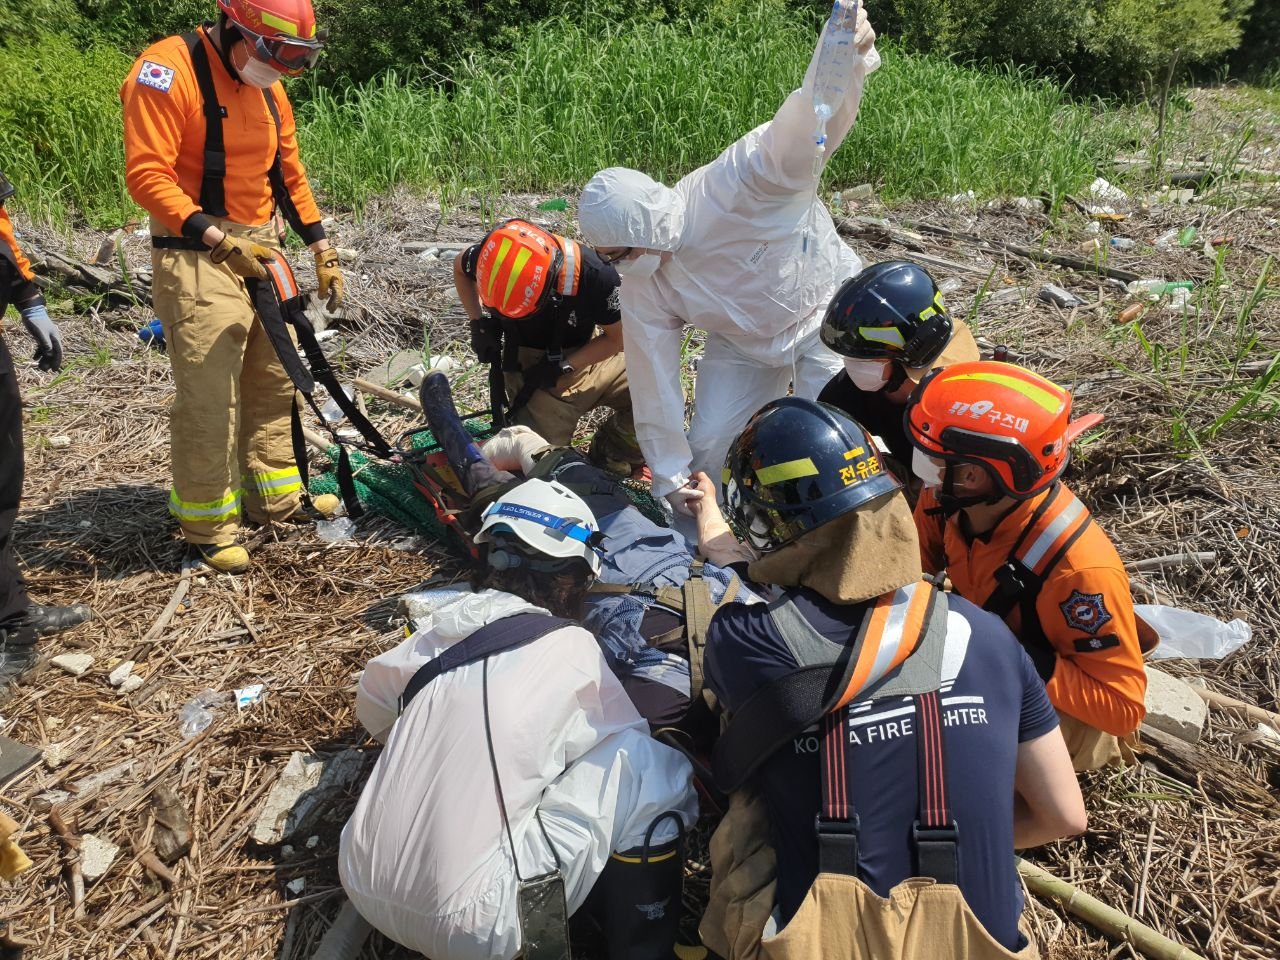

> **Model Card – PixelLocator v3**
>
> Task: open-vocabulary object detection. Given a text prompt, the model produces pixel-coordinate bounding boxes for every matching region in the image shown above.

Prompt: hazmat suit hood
[578,168,687,252]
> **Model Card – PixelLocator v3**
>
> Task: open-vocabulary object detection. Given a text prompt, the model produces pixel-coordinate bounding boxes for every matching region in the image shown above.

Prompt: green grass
[298,13,1127,214]
[2,8,1130,227]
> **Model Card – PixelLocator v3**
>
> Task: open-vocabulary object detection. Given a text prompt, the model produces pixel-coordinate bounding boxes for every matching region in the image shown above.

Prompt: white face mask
[843,358,892,392]
[912,449,946,489]
[616,253,663,281]
[234,43,284,88]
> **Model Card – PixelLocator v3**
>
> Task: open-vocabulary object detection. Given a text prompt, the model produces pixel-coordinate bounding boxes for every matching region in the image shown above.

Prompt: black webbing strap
[151,236,208,251]
[911,689,959,884]
[397,612,573,714]
[711,657,857,793]
[260,89,307,237]
[182,32,228,217]
[816,690,959,884]
[981,485,1062,621]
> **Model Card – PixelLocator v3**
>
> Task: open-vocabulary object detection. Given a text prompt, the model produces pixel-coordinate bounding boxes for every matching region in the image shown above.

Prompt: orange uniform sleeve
[1038,566,1147,737]
[270,87,324,241]
[0,208,41,307]
[912,487,947,576]
[121,50,202,235]
[0,209,35,282]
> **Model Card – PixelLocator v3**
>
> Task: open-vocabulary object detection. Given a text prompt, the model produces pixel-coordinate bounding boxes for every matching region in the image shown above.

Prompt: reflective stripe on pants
[152,219,301,544]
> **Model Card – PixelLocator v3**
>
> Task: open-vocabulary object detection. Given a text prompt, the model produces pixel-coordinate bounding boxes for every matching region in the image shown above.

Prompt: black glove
[469,313,503,365]
[521,357,569,393]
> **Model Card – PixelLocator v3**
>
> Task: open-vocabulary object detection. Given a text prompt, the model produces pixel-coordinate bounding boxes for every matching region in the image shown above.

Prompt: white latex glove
[480,425,552,475]
[665,484,705,517]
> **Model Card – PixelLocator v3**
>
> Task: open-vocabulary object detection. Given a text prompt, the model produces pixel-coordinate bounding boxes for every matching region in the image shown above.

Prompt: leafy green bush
[0,36,135,226]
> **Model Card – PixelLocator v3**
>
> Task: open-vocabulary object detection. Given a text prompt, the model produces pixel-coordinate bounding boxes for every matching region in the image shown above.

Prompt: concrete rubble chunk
[1143,667,1208,743]
[80,834,120,880]
[400,241,436,254]
[108,660,134,687]
[118,675,144,695]
[51,654,94,677]
[366,350,425,388]
[252,749,366,844]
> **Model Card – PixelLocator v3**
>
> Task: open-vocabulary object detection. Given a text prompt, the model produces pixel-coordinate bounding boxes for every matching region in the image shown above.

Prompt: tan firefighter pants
[702,788,1040,960]
[1058,712,1136,772]
[152,220,302,544]
[506,347,642,469]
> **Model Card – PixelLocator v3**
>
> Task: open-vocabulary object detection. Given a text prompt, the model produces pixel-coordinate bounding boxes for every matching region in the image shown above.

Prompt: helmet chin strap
[931,463,1002,516]
[884,361,908,395]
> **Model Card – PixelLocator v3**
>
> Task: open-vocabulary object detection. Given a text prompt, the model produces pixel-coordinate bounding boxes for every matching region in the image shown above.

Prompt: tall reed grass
[1,7,1127,226]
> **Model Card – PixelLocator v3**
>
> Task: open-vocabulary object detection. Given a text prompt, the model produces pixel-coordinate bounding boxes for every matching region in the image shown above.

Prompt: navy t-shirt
[461,241,621,352]
[705,583,1058,951]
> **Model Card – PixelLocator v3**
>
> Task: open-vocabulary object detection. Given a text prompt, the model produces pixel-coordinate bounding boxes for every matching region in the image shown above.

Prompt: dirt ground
[2,89,1280,960]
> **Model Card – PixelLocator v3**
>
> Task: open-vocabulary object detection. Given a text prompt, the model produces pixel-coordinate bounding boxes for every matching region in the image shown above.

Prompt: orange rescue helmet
[217,0,324,74]
[474,219,581,320]
[904,361,1103,499]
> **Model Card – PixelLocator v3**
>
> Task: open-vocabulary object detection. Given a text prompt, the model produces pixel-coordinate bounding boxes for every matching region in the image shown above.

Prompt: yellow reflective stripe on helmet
[484,236,513,304]
[949,372,1061,413]
[756,457,818,486]
[245,468,303,497]
[501,248,534,311]
[168,488,241,522]
[260,11,300,36]
[844,446,866,460]
[860,326,907,349]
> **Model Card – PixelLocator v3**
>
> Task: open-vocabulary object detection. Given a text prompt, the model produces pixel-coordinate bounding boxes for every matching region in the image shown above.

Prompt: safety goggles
[239,24,326,75]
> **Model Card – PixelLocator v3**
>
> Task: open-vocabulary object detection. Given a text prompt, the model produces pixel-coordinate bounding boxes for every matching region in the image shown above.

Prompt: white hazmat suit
[339,589,697,960]
[578,8,880,502]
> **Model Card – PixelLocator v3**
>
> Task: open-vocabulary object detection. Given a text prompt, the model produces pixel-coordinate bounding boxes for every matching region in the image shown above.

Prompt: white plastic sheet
[1138,604,1252,660]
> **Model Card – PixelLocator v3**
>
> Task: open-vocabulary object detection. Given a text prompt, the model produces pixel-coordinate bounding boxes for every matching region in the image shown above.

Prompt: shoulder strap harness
[982,483,1094,651]
[714,582,961,885]
[397,612,574,715]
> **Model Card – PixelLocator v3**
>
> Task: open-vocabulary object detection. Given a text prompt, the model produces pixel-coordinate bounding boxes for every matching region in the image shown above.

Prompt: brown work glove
[208,234,273,280]
[315,248,344,310]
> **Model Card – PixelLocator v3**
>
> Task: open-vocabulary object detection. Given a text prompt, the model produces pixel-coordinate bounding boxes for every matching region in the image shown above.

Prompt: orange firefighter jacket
[120,27,323,241]
[0,208,39,305]
[915,483,1147,737]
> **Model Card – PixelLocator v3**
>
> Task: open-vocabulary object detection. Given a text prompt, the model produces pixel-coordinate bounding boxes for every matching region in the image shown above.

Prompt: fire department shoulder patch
[137,60,176,93]
[1060,589,1112,636]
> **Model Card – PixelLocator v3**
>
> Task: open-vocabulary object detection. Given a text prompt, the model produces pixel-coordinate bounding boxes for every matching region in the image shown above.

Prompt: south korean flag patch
[1060,589,1112,636]
[137,60,176,93]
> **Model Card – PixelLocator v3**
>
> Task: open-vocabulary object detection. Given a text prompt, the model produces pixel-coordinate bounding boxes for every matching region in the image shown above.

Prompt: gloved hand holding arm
[18,298,63,372]
[688,471,756,565]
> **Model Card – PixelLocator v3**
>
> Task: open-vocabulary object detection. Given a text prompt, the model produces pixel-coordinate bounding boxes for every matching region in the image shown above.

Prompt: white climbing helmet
[475,478,603,576]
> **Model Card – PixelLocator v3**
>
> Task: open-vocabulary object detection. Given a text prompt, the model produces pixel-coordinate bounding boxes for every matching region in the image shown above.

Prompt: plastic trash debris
[138,318,166,350]
[1085,221,1101,235]
[1012,197,1043,212]
[47,436,71,450]
[1140,604,1251,661]
[1126,279,1169,300]
[1038,284,1086,309]
[1088,177,1127,202]
[1110,237,1137,251]
[1165,286,1193,312]
[988,285,1031,305]
[287,878,306,895]
[178,689,231,739]
[1117,303,1145,324]
[235,683,266,711]
[947,190,977,204]
[1178,225,1198,247]
[320,385,356,423]
[937,277,964,295]
[1153,229,1180,251]
[317,517,356,543]
[537,198,569,211]
[840,184,875,202]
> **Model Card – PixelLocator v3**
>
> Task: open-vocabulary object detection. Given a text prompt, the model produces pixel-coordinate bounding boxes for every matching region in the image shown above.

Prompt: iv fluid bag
[812,0,860,121]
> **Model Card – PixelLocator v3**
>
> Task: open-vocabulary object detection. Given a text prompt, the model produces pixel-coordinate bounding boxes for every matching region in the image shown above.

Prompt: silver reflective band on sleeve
[1019,496,1086,571]
[558,239,578,297]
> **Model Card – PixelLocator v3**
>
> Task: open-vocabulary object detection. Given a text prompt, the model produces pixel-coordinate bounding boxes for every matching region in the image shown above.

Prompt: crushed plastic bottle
[1153,229,1180,251]
[317,517,356,543]
[937,277,964,295]
[320,384,356,423]
[1178,225,1198,247]
[1126,279,1169,300]
[178,689,231,739]
[1110,237,1137,251]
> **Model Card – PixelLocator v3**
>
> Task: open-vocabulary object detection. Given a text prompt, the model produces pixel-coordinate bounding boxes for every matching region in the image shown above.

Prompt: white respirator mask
[843,358,892,392]
[616,253,663,281]
[233,42,284,89]
[911,448,946,489]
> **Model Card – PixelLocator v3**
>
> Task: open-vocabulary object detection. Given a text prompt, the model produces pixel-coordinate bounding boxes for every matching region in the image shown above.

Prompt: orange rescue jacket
[915,483,1146,737]
[0,208,39,306]
[120,28,323,241]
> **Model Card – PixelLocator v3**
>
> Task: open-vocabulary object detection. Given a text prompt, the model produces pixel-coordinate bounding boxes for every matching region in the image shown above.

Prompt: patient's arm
[689,471,757,567]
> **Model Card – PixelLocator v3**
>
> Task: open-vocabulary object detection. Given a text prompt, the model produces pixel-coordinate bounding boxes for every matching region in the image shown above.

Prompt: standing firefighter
[0,174,95,670]
[456,219,644,476]
[121,0,342,573]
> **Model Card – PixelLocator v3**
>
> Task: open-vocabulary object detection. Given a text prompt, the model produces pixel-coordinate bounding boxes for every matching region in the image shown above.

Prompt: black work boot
[0,620,37,686]
[23,603,95,637]
[419,372,515,498]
